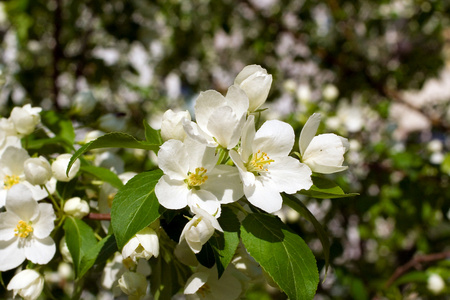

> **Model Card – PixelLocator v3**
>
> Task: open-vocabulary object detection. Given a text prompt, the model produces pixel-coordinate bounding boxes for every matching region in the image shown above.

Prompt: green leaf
[393,271,428,286]
[241,213,319,300]
[67,132,161,175]
[144,120,163,145]
[80,165,124,189]
[298,175,358,199]
[79,235,118,278]
[283,193,330,273]
[195,242,215,269]
[63,217,98,278]
[111,169,165,249]
[208,207,240,277]
[40,110,75,147]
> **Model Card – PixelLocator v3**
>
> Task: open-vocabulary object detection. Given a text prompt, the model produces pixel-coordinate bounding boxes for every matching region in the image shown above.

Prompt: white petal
[225,85,249,118]
[5,184,39,221]
[184,271,209,294]
[308,164,348,174]
[155,176,189,210]
[267,157,313,193]
[187,190,221,217]
[240,116,256,162]
[183,119,216,146]
[191,206,223,232]
[299,113,321,155]
[122,236,140,258]
[302,133,347,174]
[32,203,56,239]
[244,178,283,213]
[229,150,255,187]
[0,212,20,240]
[195,90,226,134]
[206,106,239,149]
[157,140,189,180]
[24,236,56,264]
[184,138,218,172]
[203,165,243,204]
[253,120,294,158]
[1,146,29,175]
[0,190,6,207]
[22,181,48,201]
[0,238,25,271]
[138,229,159,258]
[7,269,40,289]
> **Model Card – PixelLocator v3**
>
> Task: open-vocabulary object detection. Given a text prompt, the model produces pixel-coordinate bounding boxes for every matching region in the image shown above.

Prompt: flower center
[186,167,208,189]
[4,175,20,189]
[14,220,33,238]
[198,283,211,297]
[245,150,274,174]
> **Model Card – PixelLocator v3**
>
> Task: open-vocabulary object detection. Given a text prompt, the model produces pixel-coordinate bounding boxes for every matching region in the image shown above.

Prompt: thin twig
[87,213,111,220]
[385,251,450,288]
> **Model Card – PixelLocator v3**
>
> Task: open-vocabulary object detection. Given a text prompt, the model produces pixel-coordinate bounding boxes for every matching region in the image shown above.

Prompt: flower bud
[24,156,52,185]
[118,271,148,299]
[59,236,73,263]
[160,109,191,142]
[427,273,445,294]
[72,91,97,116]
[122,227,159,262]
[234,65,272,112]
[99,113,127,132]
[64,197,90,219]
[52,153,80,182]
[9,104,42,136]
[7,269,44,300]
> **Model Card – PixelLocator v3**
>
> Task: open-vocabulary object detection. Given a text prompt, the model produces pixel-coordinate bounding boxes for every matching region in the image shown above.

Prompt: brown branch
[87,213,111,220]
[385,251,450,288]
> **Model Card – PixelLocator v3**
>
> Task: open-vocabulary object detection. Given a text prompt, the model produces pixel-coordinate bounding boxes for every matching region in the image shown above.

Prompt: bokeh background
[1,0,449,299]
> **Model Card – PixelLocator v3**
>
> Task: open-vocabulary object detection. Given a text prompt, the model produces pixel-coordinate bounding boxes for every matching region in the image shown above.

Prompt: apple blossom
[184,265,242,300]
[183,85,249,149]
[229,116,312,213]
[122,226,159,262]
[0,146,51,207]
[299,113,349,174]
[23,156,52,185]
[7,269,44,300]
[72,91,97,116]
[427,273,445,294]
[155,138,243,215]
[180,206,223,254]
[0,184,56,271]
[63,197,90,219]
[52,153,80,182]
[160,109,191,141]
[9,104,42,136]
[118,271,148,300]
[234,64,272,112]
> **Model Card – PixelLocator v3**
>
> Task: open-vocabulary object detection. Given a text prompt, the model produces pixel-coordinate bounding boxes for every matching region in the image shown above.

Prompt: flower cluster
[155,64,349,259]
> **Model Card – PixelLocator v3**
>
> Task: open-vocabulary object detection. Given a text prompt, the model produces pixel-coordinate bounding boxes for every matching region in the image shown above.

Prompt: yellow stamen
[198,283,211,297]
[107,193,116,208]
[186,167,208,189]
[14,220,33,238]
[245,150,274,174]
[4,175,20,190]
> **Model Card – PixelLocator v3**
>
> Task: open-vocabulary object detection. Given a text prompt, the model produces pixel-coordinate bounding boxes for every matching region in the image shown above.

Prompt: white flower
[52,153,80,182]
[427,273,445,294]
[0,184,56,271]
[183,85,249,149]
[7,269,44,300]
[184,265,242,300]
[72,91,97,116]
[234,64,272,112]
[9,104,42,136]
[160,109,191,142]
[155,138,243,216]
[180,206,223,254]
[0,146,51,207]
[63,197,90,219]
[122,227,159,263]
[299,113,349,174]
[118,271,148,300]
[23,156,52,185]
[59,236,73,263]
[229,116,312,213]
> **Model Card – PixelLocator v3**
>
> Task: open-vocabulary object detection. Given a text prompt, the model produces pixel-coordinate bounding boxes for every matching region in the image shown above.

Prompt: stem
[71,277,85,300]
[87,213,111,220]
[231,202,249,216]
[43,184,60,211]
